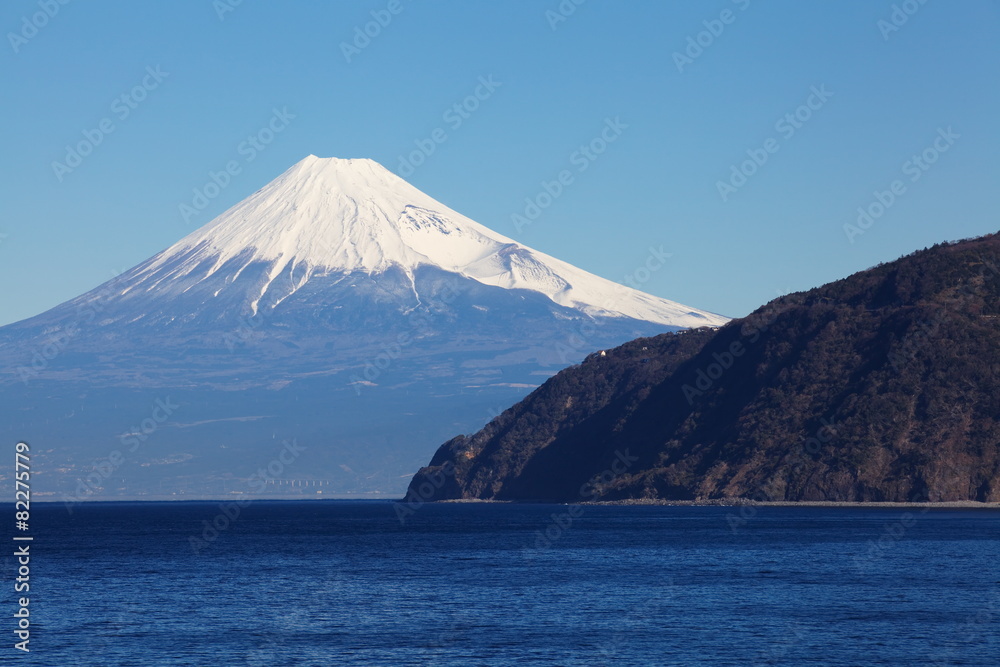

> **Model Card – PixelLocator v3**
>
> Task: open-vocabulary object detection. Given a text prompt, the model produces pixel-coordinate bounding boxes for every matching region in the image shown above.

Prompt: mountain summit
[135,155,724,325]
[0,156,725,499]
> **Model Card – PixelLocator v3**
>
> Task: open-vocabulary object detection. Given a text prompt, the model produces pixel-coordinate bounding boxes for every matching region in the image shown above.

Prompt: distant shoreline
[587,499,1000,509]
[22,497,1000,508]
[437,497,1000,509]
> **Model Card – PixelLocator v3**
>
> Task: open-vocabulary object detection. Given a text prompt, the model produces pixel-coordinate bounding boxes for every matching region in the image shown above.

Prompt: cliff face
[406,234,1000,504]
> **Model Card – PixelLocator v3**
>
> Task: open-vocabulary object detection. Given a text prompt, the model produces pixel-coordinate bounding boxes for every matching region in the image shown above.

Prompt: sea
[7,501,999,666]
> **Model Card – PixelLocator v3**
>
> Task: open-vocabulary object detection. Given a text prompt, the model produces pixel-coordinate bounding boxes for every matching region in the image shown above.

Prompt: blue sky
[1,0,997,326]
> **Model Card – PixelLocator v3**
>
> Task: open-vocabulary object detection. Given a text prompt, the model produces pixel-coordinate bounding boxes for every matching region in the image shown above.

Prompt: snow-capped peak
[135,155,727,327]
[173,155,504,274]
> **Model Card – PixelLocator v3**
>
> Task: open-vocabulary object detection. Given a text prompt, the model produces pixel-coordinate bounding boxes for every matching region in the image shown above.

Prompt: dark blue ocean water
[6,501,998,666]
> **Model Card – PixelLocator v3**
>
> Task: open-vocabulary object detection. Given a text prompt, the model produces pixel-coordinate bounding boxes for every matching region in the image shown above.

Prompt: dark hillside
[406,234,1000,503]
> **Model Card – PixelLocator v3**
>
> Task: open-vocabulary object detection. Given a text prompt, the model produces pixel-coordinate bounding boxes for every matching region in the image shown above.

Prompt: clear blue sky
[2,0,997,326]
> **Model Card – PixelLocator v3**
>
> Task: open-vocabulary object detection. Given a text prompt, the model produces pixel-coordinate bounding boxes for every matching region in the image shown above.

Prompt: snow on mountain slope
[0,155,732,499]
[129,156,727,327]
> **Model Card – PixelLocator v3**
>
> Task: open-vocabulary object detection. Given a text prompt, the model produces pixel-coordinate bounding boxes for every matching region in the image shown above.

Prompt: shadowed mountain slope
[406,233,1000,503]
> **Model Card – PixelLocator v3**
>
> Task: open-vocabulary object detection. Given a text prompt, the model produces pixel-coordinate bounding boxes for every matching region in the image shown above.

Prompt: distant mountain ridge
[0,156,724,499]
[406,233,1000,504]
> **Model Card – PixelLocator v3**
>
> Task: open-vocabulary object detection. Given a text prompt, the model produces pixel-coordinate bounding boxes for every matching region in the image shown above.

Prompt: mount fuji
[0,156,726,500]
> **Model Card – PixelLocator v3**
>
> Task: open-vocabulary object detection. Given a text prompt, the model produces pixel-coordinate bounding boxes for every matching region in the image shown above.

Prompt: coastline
[435,497,1000,509]
[30,497,1000,508]
[586,498,1000,509]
